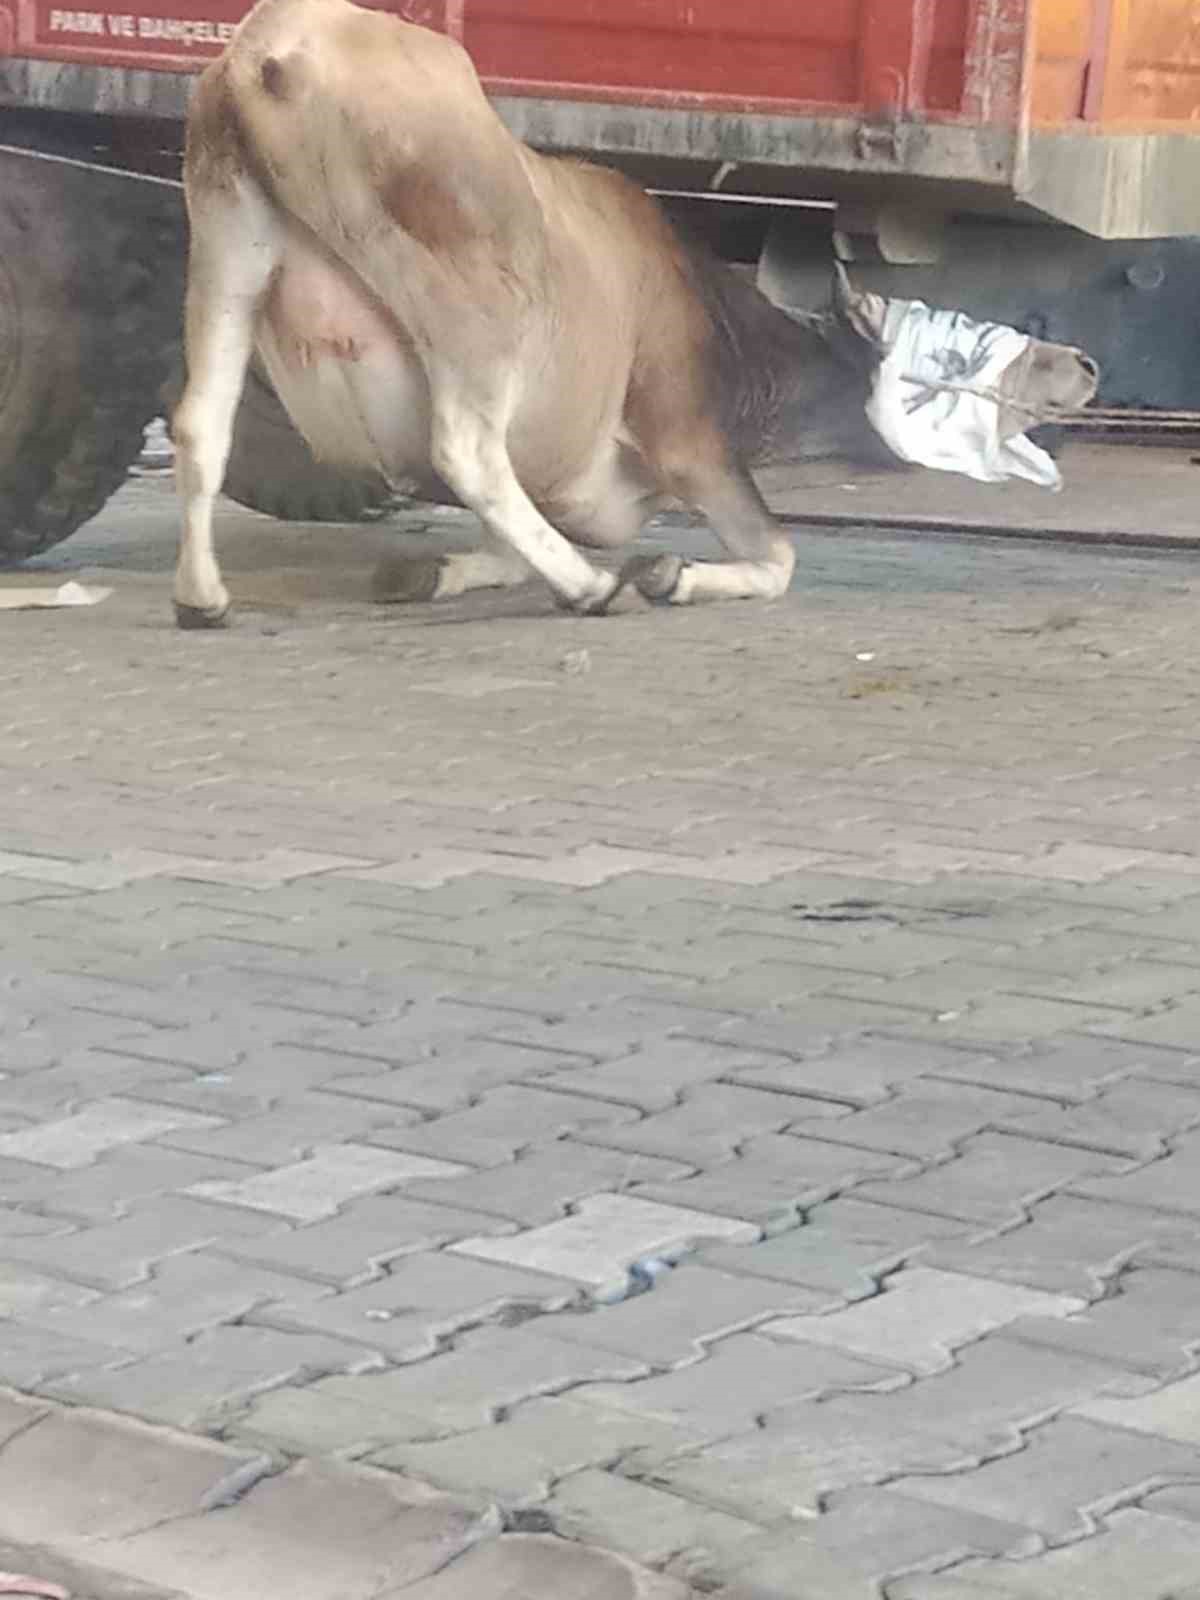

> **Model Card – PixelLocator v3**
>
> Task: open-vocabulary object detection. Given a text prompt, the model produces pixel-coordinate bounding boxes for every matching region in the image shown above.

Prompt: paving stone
[0,1405,269,1543]
[0,1143,265,1221]
[325,1039,593,1113]
[1090,1000,1200,1050]
[368,1395,709,1504]
[576,1331,897,1433]
[724,1037,988,1107]
[187,1144,469,1221]
[787,1080,1039,1160]
[368,1084,638,1167]
[42,1324,381,1428]
[106,1457,493,1600]
[891,1415,1200,1540]
[546,1467,762,1584]
[1001,1266,1200,1380]
[233,1328,644,1450]
[0,1388,49,1448]
[219,1194,516,1284]
[545,1262,828,1365]
[1075,1369,1200,1443]
[924,1194,1200,1296]
[720,1486,1033,1600]
[157,1090,420,1165]
[887,1508,1200,1598]
[0,1322,132,1388]
[580,1083,819,1166]
[0,1051,190,1118]
[1072,1127,1200,1217]
[451,1194,758,1297]
[1140,1483,1200,1521]
[854,1132,1124,1228]
[634,1134,914,1229]
[992,1078,1200,1159]
[257,1249,583,1357]
[927,1035,1192,1102]
[0,1197,278,1289]
[0,1263,99,1319]
[408,1143,691,1227]
[764,1266,1083,1375]
[702,1204,967,1310]
[538,1040,789,1112]
[23,1252,329,1355]
[387,1532,690,1600]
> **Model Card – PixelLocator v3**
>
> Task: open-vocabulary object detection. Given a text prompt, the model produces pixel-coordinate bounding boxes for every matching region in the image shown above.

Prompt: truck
[2,0,1199,562]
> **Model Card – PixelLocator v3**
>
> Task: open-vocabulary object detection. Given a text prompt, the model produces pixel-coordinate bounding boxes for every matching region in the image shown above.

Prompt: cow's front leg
[172,179,280,629]
[426,399,619,615]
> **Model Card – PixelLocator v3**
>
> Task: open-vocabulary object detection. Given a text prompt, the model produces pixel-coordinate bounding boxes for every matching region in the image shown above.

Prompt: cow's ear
[833,261,888,349]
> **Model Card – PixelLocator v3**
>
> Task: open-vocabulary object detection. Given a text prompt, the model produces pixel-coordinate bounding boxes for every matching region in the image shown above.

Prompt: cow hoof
[553,571,621,616]
[371,555,445,604]
[174,600,231,630]
[622,552,686,604]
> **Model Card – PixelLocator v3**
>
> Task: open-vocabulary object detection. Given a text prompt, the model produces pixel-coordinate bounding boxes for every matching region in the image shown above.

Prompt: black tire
[0,151,186,564]
[209,360,392,523]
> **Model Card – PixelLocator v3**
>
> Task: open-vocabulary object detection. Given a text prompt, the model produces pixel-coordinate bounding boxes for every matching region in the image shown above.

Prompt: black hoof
[370,555,445,604]
[620,552,686,604]
[174,600,231,630]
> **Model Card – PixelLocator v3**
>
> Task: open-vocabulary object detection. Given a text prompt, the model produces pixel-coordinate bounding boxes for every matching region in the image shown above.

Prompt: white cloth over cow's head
[832,268,1091,490]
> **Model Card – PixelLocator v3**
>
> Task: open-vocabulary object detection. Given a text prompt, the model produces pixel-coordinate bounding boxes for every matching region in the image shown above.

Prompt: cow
[172,0,1099,627]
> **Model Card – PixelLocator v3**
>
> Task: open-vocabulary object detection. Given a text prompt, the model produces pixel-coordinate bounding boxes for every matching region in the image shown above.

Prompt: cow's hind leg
[628,429,795,606]
[172,180,280,628]
[425,385,619,614]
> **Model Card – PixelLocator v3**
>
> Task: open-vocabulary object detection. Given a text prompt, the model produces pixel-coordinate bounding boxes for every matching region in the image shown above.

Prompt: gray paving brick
[634,1133,915,1229]
[234,1327,646,1451]
[326,1039,596,1112]
[368,1084,638,1166]
[854,1132,1125,1228]
[544,1262,827,1365]
[1000,1265,1200,1380]
[219,1193,516,1284]
[0,1261,99,1319]
[698,1196,971,1299]
[0,1051,189,1118]
[991,1077,1200,1158]
[0,1098,220,1170]
[924,1194,1200,1296]
[537,1040,790,1112]
[388,1531,691,1600]
[546,1468,762,1586]
[722,1487,1032,1599]
[256,1249,583,1357]
[405,1142,690,1227]
[188,1144,469,1221]
[156,1090,420,1165]
[788,1080,1040,1159]
[726,1036,995,1107]
[891,1415,1200,1540]
[22,1251,329,1355]
[452,1194,757,1297]
[367,1396,709,1506]
[579,1083,824,1166]
[1075,1369,1200,1443]
[0,1196,279,1289]
[1072,1127,1200,1216]
[0,1143,267,1221]
[888,1508,1200,1599]
[0,1322,132,1388]
[576,1331,897,1433]
[42,1324,382,1428]
[765,1267,1082,1375]
[929,1035,1199,1102]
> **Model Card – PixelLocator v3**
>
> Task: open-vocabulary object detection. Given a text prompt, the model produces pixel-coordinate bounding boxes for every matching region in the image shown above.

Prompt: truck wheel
[0,151,185,564]
[164,360,392,523]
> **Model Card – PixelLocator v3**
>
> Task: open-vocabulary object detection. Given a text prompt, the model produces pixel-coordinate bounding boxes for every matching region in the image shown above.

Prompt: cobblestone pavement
[6,475,1200,1597]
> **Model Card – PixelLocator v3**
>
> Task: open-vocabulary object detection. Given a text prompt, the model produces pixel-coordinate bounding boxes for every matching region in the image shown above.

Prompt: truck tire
[0,151,185,564]
[217,363,393,523]
[161,358,393,523]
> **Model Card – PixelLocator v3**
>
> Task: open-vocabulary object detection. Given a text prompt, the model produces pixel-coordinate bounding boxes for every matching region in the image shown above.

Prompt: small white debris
[855,652,876,662]
[0,581,112,611]
[559,649,591,676]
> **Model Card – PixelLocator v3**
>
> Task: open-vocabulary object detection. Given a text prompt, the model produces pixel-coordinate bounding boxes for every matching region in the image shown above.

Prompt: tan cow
[173,0,1098,626]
